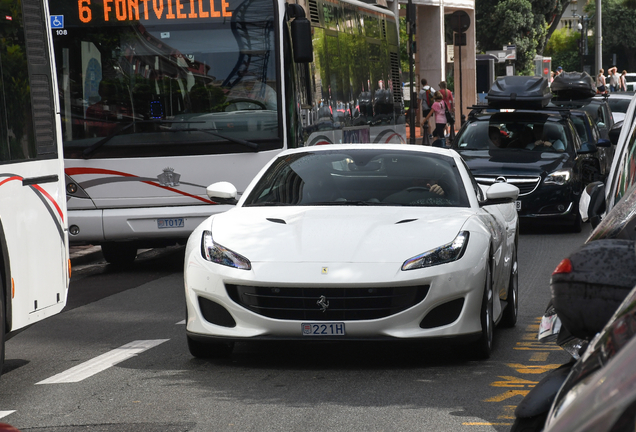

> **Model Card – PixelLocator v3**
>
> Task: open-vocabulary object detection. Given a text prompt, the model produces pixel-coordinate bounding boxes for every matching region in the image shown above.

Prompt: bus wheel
[101,243,137,266]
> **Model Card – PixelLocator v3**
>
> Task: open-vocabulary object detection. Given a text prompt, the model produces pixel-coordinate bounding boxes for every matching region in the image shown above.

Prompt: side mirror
[596,138,612,148]
[206,181,238,205]
[288,4,313,64]
[578,142,598,154]
[579,181,605,227]
[609,121,623,145]
[481,182,519,205]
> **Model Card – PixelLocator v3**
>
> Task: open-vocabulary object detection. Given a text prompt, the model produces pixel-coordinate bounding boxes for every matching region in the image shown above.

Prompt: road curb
[69,245,103,266]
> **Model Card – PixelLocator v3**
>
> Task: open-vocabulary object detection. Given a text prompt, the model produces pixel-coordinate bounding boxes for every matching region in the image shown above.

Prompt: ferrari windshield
[50,0,281,158]
[243,149,470,207]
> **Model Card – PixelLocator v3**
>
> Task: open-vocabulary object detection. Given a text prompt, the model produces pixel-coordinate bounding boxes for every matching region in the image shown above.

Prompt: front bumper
[184,236,490,341]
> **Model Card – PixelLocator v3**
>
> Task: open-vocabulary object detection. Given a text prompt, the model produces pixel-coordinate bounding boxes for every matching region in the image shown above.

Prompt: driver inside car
[526,123,566,152]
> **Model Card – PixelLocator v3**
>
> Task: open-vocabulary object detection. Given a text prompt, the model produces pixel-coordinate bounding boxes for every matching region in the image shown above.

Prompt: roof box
[551,72,596,99]
[486,76,552,109]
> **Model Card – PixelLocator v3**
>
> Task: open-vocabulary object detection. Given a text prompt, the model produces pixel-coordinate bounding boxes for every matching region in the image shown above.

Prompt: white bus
[49,0,405,265]
[0,0,70,373]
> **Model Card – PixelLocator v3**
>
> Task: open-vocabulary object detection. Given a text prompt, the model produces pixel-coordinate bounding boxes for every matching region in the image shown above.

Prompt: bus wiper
[169,127,259,151]
[82,120,259,159]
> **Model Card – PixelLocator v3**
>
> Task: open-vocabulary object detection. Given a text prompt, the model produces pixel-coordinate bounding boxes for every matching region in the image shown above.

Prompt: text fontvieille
[77,0,232,23]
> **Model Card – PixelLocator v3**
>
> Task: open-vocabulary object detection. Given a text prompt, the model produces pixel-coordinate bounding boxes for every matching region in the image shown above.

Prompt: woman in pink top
[423,91,448,146]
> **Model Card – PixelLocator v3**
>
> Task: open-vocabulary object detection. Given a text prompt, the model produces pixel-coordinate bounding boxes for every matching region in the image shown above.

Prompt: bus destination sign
[77,0,232,24]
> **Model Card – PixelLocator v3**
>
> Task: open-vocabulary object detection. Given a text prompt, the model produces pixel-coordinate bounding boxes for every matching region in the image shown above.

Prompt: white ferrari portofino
[184,145,519,359]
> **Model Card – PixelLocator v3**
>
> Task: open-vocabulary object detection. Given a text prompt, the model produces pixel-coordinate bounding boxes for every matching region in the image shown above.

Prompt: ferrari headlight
[544,169,572,185]
[201,230,251,270]
[402,231,469,271]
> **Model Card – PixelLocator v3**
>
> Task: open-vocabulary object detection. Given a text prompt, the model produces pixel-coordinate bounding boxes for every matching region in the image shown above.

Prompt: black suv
[452,76,604,231]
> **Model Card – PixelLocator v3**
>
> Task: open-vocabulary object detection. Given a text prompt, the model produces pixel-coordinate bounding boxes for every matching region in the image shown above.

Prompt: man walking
[418,79,435,144]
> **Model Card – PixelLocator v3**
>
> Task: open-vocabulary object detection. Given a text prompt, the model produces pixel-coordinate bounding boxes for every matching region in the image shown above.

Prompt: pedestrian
[597,69,607,94]
[556,66,563,77]
[608,67,619,92]
[550,71,555,84]
[438,81,455,138]
[418,79,435,143]
[423,91,448,147]
[620,70,628,92]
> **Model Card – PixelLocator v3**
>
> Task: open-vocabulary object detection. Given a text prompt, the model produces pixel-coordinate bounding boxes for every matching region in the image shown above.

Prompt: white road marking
[0,411,15,420]
[36,339,169,384]
[175,320,185,325]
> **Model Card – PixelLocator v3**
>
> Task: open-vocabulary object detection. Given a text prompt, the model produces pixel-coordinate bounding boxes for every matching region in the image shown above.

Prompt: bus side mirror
[288,4,313,63]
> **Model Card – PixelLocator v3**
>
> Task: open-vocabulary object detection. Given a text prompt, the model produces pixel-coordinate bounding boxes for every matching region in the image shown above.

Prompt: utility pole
[406,0,416,144]
[596,0,602,74]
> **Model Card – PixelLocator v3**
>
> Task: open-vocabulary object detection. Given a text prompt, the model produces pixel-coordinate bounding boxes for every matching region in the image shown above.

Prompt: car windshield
[608,97,633,114]
[50,0,281,159]
[455,117,569,153]
[243,149,470,207]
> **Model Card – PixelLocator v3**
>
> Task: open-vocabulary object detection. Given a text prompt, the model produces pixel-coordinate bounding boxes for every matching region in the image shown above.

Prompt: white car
[184,144,520,359]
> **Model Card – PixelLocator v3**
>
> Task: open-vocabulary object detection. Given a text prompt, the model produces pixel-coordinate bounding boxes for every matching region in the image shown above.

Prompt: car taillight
[553,258,573,275]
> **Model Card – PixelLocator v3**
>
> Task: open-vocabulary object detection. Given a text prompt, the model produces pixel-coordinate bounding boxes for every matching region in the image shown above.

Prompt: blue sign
[51,15,64,29]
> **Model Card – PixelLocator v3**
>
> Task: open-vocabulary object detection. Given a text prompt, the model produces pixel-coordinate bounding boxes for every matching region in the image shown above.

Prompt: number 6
[78,0,92,23]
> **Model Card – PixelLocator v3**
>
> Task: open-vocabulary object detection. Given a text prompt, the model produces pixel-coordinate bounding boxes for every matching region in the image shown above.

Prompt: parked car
[568,110,613,179]
[544,278,636,432]
[552,72,622,164]
[184,144,520,359]
[602,91,635,123]
[452,75,603,232]
[581,90,636,226]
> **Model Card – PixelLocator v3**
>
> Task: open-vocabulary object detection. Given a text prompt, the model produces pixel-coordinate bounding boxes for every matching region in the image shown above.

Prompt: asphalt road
[0,222,592,431]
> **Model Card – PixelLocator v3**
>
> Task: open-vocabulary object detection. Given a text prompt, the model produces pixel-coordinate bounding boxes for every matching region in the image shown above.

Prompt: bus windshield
[51,0,281,159]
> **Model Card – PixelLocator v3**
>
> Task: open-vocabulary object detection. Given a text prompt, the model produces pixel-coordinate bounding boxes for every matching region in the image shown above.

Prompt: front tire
[473,260,494,359]
[187,336,234,359]
[501,247,519,328]
[101,242,137,266]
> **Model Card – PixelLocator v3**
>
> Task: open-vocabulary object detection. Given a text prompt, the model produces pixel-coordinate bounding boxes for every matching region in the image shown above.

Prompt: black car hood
[459,149,571,177]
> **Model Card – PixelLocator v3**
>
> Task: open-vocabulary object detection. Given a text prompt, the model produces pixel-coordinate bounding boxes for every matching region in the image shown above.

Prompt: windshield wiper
[82,120,259,159]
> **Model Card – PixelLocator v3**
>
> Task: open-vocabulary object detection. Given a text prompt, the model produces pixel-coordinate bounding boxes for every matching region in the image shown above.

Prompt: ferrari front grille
[225,284,430,321]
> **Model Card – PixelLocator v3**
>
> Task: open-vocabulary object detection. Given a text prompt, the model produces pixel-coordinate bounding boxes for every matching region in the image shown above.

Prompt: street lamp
[571,2,588,73]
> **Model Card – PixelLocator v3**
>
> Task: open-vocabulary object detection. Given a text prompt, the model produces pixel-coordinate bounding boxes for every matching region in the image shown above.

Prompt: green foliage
[544,28,585,72]
[476,0,562,74]
[601,0,636,70]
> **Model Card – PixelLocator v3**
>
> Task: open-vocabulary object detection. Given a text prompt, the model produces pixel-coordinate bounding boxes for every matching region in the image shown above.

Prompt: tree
[597,0,636,71]
[476,0,567,74]
[544,28,584,72]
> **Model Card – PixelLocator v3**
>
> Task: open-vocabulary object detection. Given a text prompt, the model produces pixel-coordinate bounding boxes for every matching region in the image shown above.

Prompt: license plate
[157,218,184,229]
[515,200,521,211]
[302,322,345,336]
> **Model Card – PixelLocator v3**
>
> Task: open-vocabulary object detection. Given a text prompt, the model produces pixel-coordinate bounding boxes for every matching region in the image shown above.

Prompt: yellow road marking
[506,363,561,374]
[529,352,550,362]
[484,389,530,402]
[498,405,516,419]
[462,422,513,426]
[490,376,538,388]
[515,341,562,351]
